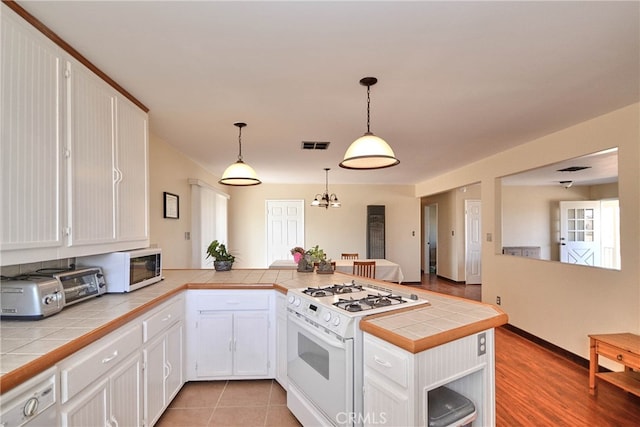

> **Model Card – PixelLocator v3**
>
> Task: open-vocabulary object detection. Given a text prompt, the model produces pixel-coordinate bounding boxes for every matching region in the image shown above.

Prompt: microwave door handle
[287,311,346,349]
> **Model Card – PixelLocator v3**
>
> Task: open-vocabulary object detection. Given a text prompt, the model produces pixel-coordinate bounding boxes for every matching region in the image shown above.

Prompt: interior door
[560,201,601,266]
[465,200,482,284]
[266,200,304,266]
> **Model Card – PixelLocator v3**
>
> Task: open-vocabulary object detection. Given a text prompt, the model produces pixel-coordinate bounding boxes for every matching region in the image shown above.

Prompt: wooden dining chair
[352,261,375,279]
[341,253,359,260]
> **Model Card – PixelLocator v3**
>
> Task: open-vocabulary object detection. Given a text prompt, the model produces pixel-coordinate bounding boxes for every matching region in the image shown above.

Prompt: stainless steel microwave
[77,248,162,292]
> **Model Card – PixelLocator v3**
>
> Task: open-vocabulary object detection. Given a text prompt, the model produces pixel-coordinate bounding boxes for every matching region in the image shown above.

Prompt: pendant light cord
[237,126,243,161]
[366,84,371,133]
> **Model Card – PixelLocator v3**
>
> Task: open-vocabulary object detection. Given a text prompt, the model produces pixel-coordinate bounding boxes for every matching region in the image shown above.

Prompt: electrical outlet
[477,332,487,356]
[496,296,501,305]
[185,231,191,240]
[486,232,492,242]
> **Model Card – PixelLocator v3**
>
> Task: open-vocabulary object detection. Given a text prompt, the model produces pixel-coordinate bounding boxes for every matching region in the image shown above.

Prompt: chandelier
[219,122,262,186]
[340,76,400,170]
[311,168,341,209]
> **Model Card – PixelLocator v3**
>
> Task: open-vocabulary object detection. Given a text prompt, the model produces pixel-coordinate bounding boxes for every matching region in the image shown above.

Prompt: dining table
[268,258,404,283]
[333,259,404,283]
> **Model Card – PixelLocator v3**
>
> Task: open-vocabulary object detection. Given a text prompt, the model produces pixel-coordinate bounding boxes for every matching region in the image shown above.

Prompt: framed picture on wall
[163,192,179,219]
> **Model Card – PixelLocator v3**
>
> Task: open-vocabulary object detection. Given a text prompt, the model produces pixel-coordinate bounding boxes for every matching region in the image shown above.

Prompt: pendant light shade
[340,77,399,170]
[219,122,262,186]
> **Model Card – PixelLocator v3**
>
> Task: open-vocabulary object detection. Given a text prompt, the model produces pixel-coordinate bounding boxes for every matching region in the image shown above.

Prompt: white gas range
[286,280,429,427]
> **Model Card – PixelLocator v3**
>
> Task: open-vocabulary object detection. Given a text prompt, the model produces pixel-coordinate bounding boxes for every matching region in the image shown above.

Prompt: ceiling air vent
[556,166,591,172]
[301,141,330,150]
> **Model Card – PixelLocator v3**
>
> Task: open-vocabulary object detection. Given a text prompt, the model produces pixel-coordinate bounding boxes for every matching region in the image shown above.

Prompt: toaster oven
[0,267,107,320]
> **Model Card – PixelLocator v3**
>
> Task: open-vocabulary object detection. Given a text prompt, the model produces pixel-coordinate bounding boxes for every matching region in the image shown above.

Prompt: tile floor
[156,380,302,427]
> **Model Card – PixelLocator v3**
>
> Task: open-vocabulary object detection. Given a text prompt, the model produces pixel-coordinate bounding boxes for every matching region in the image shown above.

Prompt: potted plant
[206,240,235,271]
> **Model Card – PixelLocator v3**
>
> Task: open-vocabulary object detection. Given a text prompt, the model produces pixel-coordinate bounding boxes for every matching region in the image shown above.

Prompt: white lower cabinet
[363,333,414,427]
[143,296,185,427]
[61,352,141,427]
[59,322,142,427]
[186,290,275,380]
[363,329,495,427]
[275,291,288,389]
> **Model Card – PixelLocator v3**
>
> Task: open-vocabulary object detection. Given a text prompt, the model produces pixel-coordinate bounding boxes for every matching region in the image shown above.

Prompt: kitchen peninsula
[0,269,507,426]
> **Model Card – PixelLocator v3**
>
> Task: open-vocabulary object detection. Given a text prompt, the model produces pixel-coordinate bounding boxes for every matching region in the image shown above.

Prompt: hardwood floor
[412,274,640,426]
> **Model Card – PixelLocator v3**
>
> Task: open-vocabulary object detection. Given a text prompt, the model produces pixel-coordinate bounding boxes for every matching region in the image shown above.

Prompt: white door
[465,200,482,284]
[266,200,304,266]
[560,201,601,266]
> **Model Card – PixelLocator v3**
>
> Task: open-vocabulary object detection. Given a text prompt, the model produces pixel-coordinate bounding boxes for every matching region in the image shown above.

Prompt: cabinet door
[144,333,166,427]
[67,58,117,247]
[234,311,270,376]
[195,312,234,377]
[116,97,149,242]
[1,5,64,260]
[110,352,142,427]
[363,374,410,427]
[61,378,109,427]
[165,322,184,402]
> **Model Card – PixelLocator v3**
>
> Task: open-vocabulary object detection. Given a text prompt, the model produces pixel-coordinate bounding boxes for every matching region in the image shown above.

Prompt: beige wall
[420,183,480,282]
[227,184,421,281]
[148,134,228,269]
[416,103,640,362]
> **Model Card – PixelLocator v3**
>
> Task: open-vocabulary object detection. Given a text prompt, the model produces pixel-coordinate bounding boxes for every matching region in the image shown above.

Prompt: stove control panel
[287,295,353,338]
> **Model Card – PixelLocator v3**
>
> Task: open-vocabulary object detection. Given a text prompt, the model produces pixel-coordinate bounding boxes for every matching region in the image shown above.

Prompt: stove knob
[293,297,301,307]
[287,295,295,305]
[333,317,341,326]
[323,312,331,322]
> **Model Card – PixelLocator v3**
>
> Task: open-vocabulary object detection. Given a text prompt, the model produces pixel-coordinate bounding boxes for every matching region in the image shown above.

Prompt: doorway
[423,204,438,274]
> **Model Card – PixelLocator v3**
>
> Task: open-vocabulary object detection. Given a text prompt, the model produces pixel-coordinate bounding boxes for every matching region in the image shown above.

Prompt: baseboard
[502,323,592,370]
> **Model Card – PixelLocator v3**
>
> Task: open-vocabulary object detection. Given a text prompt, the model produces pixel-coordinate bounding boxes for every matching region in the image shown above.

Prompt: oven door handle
[288,312,346,349]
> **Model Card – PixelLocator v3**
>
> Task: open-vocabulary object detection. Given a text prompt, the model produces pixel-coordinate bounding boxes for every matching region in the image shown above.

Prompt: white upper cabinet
[1,6,64,255]
[0,3,149,266]
[116,97,149,243]
[66,58,118,247]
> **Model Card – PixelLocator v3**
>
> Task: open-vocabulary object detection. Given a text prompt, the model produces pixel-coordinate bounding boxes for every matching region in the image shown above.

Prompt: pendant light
[219,122,262,186]
[311,168,341,209]
[340,77,400,170]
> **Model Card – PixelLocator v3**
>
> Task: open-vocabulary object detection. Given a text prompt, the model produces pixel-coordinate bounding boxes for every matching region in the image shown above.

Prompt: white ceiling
[16,1,640,185]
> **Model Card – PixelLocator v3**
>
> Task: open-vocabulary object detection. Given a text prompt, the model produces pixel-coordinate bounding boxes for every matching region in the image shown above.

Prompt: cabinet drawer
[60,322,141,403]
[194,291,271,311]
[364,335,409,388]
[144,296,184,342]
[598,341,640,369]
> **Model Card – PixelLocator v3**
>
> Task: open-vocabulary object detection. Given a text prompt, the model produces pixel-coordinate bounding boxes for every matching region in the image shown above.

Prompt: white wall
[416,103,640,361]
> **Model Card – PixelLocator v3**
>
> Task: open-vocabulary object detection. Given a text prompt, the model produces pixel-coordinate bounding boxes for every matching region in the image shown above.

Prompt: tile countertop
[0,268,507,394]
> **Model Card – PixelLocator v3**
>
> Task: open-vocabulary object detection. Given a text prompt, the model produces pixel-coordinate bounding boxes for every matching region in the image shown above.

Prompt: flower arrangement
[290,246,305,263]
[305,245,326,263]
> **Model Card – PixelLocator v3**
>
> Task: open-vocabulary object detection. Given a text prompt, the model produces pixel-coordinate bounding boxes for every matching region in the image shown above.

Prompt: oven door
[287,310,354,426]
